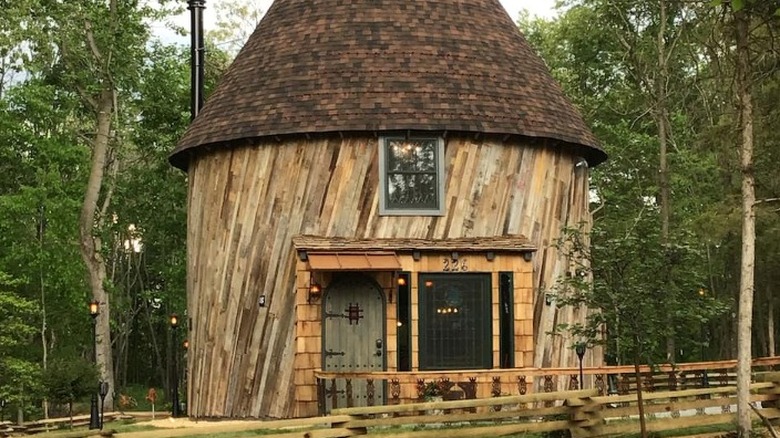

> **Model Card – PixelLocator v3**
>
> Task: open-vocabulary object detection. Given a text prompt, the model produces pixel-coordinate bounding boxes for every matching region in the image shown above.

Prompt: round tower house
[172,0,606,418]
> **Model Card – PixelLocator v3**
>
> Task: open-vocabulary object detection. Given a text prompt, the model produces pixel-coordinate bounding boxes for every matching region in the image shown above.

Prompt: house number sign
[442,257,468,272]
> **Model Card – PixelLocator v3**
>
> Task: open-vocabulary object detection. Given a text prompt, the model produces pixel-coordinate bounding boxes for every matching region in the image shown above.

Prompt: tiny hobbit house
[171,0,607,419]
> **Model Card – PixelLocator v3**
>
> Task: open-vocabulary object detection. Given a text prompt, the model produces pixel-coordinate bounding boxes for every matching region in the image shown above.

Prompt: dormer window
[379,137,445,216]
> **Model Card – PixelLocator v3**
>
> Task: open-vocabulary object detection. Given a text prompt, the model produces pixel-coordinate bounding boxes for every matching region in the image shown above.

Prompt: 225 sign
[442,257,468,272]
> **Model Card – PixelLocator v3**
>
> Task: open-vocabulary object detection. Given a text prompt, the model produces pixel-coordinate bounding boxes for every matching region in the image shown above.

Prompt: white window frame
[378,136,445,216]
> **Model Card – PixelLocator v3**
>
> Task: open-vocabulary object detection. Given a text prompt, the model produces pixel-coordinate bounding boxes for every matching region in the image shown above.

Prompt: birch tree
[26,0,165,409]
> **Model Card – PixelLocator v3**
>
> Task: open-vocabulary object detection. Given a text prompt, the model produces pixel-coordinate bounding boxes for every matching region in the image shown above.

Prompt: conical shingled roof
[170,0,606,170]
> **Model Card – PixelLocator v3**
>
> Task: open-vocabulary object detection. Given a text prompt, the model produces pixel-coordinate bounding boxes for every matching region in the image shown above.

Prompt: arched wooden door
[322,274,385,411]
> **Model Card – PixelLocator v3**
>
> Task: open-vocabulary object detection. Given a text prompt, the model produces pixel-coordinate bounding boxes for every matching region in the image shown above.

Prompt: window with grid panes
[418,273,492,370]
[379,137,444,215]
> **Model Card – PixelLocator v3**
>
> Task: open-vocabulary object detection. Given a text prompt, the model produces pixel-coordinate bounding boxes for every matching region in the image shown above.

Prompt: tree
[42,357,99,425]
[0,272,40,424]
[207,0,264,56]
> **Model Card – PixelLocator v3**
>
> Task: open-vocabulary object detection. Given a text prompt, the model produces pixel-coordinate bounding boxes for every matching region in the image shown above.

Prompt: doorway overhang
[307,252,402,271]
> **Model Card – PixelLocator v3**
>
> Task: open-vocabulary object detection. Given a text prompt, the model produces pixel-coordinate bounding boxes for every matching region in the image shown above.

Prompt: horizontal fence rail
[313,374,780,438]
[315,356,780,412]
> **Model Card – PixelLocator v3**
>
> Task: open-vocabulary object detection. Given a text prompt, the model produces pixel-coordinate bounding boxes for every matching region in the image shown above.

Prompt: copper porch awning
[306,252,402,271]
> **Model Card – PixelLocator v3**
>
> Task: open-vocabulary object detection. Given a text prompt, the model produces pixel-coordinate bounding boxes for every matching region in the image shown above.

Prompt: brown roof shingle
[293,235,535,253]
[170,0,606,170]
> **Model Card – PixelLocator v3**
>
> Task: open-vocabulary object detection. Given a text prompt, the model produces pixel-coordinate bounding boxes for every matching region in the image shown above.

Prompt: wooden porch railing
[315,356,780,413]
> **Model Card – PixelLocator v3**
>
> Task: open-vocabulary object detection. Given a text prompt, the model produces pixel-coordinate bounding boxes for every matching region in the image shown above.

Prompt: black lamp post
[575,342,587,390]
[88,300,100,430]
[0,398,7,423]
[182,339,189,416]
[98,381,109,429]
[170,314,180,417]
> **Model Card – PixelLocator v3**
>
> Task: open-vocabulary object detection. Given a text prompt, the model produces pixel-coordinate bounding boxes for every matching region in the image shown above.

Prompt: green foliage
[0,273,37,347]
[551,225,729,365]
[524,0,780,364]
[0,272,41,408]
[208,0,265,55]
[42,357,99,406]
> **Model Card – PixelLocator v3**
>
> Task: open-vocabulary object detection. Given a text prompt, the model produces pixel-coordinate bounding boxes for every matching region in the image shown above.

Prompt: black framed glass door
[418,273,492,370]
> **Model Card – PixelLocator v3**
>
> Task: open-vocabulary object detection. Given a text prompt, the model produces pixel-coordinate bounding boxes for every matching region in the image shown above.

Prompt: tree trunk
[655,0,676,364]
[734,7,755,437]
[768,284,775,357]
[39,205,49,420]
[634,355,648,438]
[78,87,116,410]
[143,303,167,388]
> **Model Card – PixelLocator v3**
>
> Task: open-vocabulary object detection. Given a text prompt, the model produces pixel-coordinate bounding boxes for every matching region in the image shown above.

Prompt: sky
[159,0,558,44]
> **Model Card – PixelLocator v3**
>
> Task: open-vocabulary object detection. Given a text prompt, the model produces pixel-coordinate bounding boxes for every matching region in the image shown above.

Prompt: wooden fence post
[566,392,603,438]
[755,372,780,419]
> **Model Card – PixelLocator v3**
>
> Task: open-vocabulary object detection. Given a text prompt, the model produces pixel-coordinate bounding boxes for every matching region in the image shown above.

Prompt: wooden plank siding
[186,135,595,418]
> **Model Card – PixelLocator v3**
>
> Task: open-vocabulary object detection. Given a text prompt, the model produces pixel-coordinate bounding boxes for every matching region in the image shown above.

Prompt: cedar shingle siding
[170,0,605,170]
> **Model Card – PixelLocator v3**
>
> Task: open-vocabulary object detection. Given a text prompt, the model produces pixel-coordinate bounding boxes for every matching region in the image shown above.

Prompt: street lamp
[575,342,587,390]
[170,314,180,417]
[88,300,100,430]
[0,399,7,423]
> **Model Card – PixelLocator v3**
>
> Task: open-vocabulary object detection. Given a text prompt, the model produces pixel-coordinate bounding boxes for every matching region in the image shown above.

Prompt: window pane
[386,173,437,209]
[386,139,437,172]
[418,274,492,370]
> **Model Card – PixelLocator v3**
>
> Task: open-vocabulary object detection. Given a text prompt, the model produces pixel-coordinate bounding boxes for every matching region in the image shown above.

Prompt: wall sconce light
[412,250,421,261]
[258,295,266,307]
[308,281,322,303]
[486,251,495,261]
[89,300,99,318]
[523,252,533,262]
[394,272,410,305]
[545,293,554,306]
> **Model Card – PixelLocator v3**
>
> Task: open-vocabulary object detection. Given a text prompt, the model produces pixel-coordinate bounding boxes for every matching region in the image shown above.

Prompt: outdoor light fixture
[170,314,181,417]
[88,300,100,430]
[183,339,189,350]
[523,252,533,262]
[258,294,266,307]
[308,281,322,303]
[575,342,587,389]
[0,399,6,423]
[397,276,407,286]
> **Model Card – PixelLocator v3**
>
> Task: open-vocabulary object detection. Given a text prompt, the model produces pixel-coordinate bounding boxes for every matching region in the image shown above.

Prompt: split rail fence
[315,373,780,437]
[108,372,780,438]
